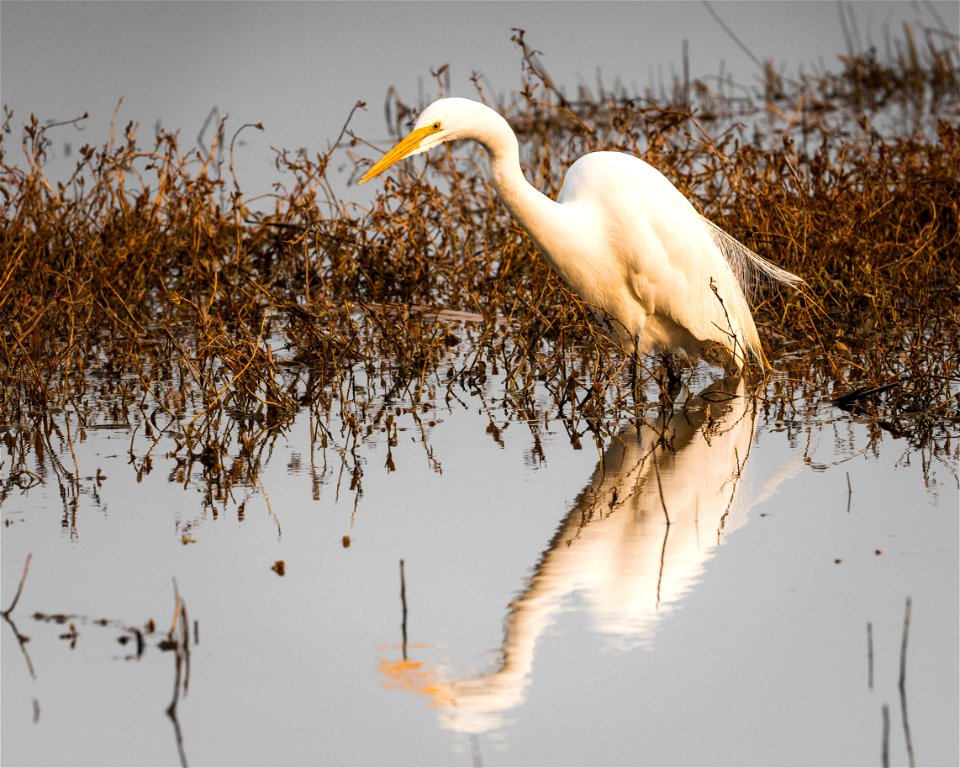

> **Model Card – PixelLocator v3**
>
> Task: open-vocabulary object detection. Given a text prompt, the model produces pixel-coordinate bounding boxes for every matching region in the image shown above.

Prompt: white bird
[360,97,802,374]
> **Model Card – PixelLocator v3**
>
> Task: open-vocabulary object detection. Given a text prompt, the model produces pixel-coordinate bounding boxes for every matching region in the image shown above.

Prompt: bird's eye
[432,121,441,131]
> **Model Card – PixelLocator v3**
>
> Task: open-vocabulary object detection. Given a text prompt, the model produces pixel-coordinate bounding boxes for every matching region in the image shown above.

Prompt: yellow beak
[358,124,436,184]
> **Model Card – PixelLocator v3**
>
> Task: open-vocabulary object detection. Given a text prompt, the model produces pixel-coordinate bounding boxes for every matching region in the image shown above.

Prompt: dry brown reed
[1,29,957,514]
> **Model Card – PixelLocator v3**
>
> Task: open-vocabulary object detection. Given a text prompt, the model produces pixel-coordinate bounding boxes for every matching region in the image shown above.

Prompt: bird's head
[358,98,481,184]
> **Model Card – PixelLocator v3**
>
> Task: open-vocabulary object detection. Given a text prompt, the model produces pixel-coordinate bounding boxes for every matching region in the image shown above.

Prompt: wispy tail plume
[701,215,805,301]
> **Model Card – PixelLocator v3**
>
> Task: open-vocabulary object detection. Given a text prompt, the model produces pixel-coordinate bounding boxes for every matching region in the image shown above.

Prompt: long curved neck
[471,112,569,259]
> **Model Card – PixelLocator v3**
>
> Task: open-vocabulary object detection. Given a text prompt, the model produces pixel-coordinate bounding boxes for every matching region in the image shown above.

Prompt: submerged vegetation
[1,29,958,519]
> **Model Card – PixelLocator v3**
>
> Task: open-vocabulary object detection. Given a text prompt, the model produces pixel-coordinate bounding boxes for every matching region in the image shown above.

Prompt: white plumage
[361,97,802,370]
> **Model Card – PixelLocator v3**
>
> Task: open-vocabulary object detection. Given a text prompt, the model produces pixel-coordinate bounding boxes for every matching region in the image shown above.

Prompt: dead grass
[1,29,957,514]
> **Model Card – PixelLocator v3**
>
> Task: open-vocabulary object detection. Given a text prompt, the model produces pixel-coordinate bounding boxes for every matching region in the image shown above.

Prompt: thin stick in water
[2,554,33,617]
[400,559,408,661]
[881,703,890,768]
[898,596,915,767]
[651,450,671,526]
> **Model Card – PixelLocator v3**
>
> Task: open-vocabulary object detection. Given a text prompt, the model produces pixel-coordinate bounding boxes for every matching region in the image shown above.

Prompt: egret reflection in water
[381,378,798,735]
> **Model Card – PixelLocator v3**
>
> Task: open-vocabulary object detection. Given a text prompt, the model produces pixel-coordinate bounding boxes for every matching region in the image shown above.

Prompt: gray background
[3,1,957,195]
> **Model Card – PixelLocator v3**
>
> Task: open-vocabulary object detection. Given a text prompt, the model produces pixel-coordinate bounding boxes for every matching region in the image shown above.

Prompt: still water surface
[1,357,957,766]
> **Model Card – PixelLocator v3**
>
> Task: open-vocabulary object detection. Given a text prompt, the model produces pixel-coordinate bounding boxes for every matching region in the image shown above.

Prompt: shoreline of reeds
[1,30,957,507]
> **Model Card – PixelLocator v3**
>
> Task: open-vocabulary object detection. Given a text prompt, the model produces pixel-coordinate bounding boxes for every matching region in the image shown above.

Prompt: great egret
[360,97,802,373]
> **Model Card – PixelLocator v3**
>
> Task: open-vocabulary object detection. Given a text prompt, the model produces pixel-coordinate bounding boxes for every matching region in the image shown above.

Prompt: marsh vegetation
[1,28,958,766]
[3,32,957,516]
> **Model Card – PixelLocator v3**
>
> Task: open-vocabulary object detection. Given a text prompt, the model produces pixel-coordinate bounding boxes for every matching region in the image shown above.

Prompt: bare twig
[2,554,33,617]
[898,597,915,767]
[400,559,409,661]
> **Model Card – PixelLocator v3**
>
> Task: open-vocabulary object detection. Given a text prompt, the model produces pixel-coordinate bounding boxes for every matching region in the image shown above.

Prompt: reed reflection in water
[383,377,798,736]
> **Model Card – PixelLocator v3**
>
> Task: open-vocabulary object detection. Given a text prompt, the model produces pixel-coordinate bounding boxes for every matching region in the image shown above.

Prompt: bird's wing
[558,152,798,363]
[614,179,763,362]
